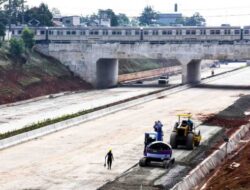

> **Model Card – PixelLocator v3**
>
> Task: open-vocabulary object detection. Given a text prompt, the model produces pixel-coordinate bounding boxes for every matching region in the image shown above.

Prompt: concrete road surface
[0,67,249,190]
[0,63,244,134]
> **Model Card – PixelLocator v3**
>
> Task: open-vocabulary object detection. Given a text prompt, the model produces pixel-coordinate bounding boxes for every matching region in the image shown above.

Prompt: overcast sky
[27,0,250,26]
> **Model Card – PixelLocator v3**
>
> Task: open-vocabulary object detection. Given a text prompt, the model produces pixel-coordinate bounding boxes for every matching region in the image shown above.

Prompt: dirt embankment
[119,59,180,75]
[0,49,92,105]
[198,94,250,134]
[196,95,250,190]
[201,132,250,190]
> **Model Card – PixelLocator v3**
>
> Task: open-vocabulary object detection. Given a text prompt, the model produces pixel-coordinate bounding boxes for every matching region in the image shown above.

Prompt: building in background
[155,3,182,26]
[155,13,182,26]
[98,11,111,27]
[61,16,81,26]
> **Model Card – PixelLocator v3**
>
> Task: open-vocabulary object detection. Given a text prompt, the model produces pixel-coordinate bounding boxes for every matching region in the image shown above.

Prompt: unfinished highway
[0,63,242,134]
[0,66,250,190]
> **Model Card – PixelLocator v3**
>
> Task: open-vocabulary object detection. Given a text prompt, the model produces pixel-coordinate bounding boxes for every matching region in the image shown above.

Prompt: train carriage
[243,26,250,41]
[10,25,243,44]
[11,26,47,41]
[95,27,141,43]
[47,27,141,43]
[142,26,241,43]
[204,26,241,42]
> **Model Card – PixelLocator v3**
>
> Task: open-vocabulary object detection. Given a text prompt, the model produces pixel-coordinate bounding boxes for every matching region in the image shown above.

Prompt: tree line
[0,1,53,41]
[81,6,206,27]
[0,2,206,42]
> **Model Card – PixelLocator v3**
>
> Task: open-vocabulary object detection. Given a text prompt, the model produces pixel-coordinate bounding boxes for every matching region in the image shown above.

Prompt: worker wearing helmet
[153,121,163,141]
[105,149,114,170]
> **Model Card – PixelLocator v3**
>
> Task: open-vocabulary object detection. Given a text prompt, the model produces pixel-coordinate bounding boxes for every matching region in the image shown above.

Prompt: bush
[21,27,35,49]
[9,38,24,57]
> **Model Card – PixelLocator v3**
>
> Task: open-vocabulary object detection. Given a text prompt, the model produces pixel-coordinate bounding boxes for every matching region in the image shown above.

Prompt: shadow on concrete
[195,84,250,90]
[119,84,172,88]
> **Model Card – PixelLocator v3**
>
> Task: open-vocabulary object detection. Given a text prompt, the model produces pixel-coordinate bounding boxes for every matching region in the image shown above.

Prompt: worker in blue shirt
[187,118,193,131]
[153,121,163,141]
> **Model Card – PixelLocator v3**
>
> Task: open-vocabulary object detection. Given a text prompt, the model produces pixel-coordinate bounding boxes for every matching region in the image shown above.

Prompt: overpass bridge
[36,42,250,88]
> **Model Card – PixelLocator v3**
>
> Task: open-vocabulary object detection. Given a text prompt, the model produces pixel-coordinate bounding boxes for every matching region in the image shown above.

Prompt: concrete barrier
[0,67,247,150]
[170,124,250,190]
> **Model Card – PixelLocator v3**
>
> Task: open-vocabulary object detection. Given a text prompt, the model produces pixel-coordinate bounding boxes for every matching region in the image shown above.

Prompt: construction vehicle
[170,114,201,150]
[139,122,175,168]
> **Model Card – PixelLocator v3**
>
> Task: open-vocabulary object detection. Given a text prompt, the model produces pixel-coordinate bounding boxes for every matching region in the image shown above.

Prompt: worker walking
[105,149,114,170]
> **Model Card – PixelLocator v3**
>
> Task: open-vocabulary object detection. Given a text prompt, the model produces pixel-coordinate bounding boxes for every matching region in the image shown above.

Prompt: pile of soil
[0,49,92,105]
[202,134,250,190]
[197,96,250,190]
[199,95,250,130]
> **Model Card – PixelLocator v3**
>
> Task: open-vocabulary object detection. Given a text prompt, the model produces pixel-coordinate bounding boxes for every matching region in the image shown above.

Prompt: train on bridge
[11,25,250,44]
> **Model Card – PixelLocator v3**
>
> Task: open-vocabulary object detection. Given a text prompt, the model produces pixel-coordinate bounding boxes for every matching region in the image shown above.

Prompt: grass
[0,88,14,95]
[0,87,23,96]
[0,108,95,140]
[18,77,41,87]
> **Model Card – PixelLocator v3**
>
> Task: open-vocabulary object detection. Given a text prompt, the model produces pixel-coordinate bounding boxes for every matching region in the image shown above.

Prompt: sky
[27,0,250,26]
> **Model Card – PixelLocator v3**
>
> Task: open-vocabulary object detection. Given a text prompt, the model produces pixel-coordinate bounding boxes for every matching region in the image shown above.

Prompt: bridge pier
[182,59,202,84]
[96,58,118,88]
[35,43,250,89]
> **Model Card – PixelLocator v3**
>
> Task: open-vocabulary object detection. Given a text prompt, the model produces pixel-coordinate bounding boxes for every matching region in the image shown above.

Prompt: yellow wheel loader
[170,114,201,150]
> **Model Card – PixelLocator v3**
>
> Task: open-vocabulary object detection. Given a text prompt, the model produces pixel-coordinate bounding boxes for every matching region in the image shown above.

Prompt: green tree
[0,22,6,41]
[98,9,118,26]
[0,9,7,27]
[21,27,34,49]
[0,0,8,5]
[175,12,206,26]
[81,10,130,26]
[130,17,140,26]
[9,38,24,57]
[117,13,129,26]
[186,12,205,26]
[24,3,53,26]
[139,6,157,26]
[51,7,61,18]
[3,0,26,25]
